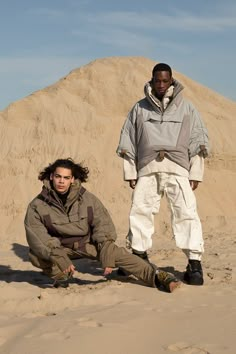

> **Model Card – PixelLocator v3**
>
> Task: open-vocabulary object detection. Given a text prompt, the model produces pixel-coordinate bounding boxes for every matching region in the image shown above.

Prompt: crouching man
[24,158,181,292]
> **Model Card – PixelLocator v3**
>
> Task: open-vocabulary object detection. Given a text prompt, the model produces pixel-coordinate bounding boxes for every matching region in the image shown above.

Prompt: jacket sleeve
[24,204,61,260]
[189,155,204,181]
[89,195,117,245]
[188,102,210,158]
[116,104,138,161]
[123,156,137,181]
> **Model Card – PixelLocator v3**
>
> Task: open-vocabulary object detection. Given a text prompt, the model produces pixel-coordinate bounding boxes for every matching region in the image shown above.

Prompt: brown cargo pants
[29,241,157,287]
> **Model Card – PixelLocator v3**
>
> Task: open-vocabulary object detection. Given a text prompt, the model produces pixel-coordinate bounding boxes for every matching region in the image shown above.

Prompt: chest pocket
[43,206,94,250]
[144,120,182,147]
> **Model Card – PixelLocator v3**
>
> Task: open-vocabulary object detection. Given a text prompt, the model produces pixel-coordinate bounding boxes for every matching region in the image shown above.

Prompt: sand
[0,56,235,354]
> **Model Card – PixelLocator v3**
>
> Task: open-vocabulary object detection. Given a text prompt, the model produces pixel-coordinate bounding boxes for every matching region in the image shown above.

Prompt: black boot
[184,260,204,285]
[117,268,128,276]
[155,270,181,293]
[52,272,73,288]
[53,278,70,288]
[132,250,150,263]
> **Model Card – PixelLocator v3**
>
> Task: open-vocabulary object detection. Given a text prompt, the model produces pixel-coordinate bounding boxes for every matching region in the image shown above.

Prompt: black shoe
[155,270,181,293]
[117,268,127,276]
[132,250,150,263]
[53,278,70,288]
[184,260,204,286]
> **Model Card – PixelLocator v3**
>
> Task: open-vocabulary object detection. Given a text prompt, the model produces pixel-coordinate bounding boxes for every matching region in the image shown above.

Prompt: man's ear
[71,176,75,184]
[50,173,53,180]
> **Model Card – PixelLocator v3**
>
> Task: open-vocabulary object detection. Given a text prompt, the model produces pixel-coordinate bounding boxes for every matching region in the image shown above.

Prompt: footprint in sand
[166,342,210,353]
[25,328,71,340]
[75,317,103,328]
[25,330,61,340]
[24,318,102,341]
[39,331,63,339]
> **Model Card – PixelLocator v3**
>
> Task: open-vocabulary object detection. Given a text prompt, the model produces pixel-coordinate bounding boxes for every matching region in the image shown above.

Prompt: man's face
[50,167,74,194]
[152,71,173,99]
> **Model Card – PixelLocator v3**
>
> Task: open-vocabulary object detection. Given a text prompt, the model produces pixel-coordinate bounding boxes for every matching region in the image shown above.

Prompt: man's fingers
[129,180,137,189]
[190,180,199,191]
[63,265,75,274]
[104,267,113,276]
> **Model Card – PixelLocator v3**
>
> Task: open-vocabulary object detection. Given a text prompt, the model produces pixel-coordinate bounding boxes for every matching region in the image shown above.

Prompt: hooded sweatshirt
[24,180,117,261]
[117,79,209,180]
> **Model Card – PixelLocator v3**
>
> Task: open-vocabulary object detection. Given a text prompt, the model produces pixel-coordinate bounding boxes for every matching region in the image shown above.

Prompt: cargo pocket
[175,176,196,210]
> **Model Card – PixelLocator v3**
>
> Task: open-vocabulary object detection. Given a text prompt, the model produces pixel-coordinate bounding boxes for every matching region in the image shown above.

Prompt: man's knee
[29,250,66,280]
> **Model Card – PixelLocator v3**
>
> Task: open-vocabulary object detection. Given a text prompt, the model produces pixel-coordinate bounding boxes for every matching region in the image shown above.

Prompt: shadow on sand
[0,243,184,291]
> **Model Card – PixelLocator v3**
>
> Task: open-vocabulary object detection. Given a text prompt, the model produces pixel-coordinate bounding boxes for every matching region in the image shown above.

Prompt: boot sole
[184,273,204,286]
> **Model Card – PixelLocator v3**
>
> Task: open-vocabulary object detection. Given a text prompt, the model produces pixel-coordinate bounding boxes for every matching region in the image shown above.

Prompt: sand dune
[0,57,236,353]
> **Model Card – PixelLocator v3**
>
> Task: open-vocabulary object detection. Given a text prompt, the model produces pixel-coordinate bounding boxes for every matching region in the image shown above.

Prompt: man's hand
[63,264,75,276]
[103,267,113,276]
[190,180,199,191]
[128,179,137,189]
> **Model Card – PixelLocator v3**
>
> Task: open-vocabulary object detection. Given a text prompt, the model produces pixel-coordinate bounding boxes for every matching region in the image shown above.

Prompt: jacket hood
[144,78,184,106]
[40,179,82,207]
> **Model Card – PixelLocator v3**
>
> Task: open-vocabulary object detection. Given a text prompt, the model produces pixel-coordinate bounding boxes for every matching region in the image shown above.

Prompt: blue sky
[0,0,236,110]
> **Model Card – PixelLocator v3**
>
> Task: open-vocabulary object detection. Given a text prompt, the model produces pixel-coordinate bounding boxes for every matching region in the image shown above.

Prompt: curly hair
[38,158,89,182]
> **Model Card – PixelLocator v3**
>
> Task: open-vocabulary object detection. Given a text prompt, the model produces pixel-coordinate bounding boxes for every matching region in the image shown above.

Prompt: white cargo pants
[129,173,204,261]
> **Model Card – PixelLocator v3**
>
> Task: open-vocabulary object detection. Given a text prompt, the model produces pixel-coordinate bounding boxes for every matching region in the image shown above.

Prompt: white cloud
[27,7,65,18]
[72,28,154,51]
[82,10,236,32]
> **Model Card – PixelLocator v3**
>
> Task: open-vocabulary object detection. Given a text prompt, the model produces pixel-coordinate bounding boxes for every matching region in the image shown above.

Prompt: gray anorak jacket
[116,79,209,172]
[24,180,117,268]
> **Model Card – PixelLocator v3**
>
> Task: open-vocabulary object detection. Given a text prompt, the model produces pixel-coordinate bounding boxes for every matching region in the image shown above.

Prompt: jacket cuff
[189,155,204,181]
[98,241,116,268]
[123,157,137,180]
[49,247,72,272]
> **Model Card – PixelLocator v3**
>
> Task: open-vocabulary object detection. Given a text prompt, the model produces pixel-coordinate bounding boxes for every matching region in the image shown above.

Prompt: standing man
[24,158,181,292]
[116,63,209,286]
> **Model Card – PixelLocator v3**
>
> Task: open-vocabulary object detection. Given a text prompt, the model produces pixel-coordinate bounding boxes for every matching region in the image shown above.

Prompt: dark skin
[152,70,173,99]
[128,70,199,191]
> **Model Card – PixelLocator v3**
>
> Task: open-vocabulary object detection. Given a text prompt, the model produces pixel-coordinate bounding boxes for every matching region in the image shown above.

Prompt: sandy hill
[1,57,236,354]
[0,56,236,248]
